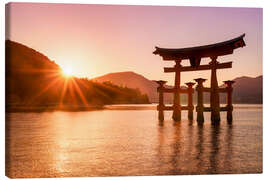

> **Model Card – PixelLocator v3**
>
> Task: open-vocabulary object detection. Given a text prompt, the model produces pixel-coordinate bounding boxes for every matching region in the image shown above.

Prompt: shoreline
[5,105,104,113]
[5,103,262,113]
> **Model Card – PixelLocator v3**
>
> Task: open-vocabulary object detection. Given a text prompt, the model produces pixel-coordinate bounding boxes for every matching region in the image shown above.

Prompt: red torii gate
[153,34,246,125]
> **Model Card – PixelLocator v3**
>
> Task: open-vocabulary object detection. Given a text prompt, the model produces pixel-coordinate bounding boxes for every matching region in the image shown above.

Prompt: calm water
[6,104,262,178]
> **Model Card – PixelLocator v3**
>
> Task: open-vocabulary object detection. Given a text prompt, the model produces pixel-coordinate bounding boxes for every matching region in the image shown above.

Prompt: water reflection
[195,124,204,174]
[187,123,194,161]
[209,125,220,174]
[157,120,235,175]
[7,107,262,178]
[156,121,165,174]
[170,122,182,174]
[224,124,233,172]
[158,119,164,126]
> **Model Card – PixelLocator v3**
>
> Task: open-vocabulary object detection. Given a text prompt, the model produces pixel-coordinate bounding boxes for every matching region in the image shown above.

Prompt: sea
[5,104,262,178]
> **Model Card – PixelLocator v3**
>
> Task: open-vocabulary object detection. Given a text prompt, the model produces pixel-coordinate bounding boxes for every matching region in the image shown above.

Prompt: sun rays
[30,67,89,107]
[70,78,89,106]
[27,64,145,108]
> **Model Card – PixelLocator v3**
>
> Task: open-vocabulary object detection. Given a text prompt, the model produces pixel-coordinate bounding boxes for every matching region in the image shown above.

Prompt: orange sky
[6,3,262,86]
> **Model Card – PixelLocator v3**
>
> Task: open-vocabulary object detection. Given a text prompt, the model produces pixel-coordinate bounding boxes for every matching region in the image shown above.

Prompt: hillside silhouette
[222,75,262,104]
[93,72,262,104]
[6,40,149,111]
[92,71,169,102]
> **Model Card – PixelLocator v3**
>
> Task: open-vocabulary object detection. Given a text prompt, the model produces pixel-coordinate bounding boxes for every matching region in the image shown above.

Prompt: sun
[61,67,73,77]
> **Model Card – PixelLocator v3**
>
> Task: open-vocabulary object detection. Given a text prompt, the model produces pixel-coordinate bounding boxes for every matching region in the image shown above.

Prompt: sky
[6,3,262,86]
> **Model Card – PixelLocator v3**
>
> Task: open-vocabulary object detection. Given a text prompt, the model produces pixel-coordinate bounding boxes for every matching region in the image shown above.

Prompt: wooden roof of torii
[153,34,246,63]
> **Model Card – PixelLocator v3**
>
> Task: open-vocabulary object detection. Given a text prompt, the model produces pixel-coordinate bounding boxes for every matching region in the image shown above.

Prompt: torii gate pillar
[195,78,206,125]
[156,80,167,121]
[172,60,181,121]
[210,57,220,125]
[224,80,235,124]
[185,82,195,120]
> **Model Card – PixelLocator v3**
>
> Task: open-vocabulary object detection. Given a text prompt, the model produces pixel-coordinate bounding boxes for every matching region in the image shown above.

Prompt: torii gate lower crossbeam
[155,80,195,121]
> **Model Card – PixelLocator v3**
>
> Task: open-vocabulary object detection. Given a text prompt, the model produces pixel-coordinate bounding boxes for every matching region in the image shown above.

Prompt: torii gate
[153,34,246,125]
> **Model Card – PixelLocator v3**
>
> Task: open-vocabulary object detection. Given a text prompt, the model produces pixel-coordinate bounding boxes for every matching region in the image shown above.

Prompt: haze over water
[6,104,262,178]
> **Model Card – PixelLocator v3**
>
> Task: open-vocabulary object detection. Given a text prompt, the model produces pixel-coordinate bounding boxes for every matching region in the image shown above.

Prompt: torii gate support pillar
[172,61,181,121]
[195,78,206,125]
[185,82,195,120]
[224,80,235,124]
[210,57,221,125]
[156,80,167,121]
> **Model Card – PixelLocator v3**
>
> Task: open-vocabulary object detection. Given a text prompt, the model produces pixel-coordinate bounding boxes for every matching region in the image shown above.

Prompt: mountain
[231,75,262,104]
[92,72,263,104]
[5,40,150,111]
[92,71,159,102]
[92,71,178,103]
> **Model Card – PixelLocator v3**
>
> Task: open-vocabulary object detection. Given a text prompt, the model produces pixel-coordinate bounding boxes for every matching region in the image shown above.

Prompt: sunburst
[30,68,89,107]
[61,67,73,78]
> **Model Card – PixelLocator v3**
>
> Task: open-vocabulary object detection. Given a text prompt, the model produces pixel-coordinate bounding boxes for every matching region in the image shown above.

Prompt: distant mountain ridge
[230,75,262,104]
[92,71,161,102]
[93,72,263,104]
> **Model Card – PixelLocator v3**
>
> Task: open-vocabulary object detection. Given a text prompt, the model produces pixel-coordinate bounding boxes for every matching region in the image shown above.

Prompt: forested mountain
[5,40,149,111]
